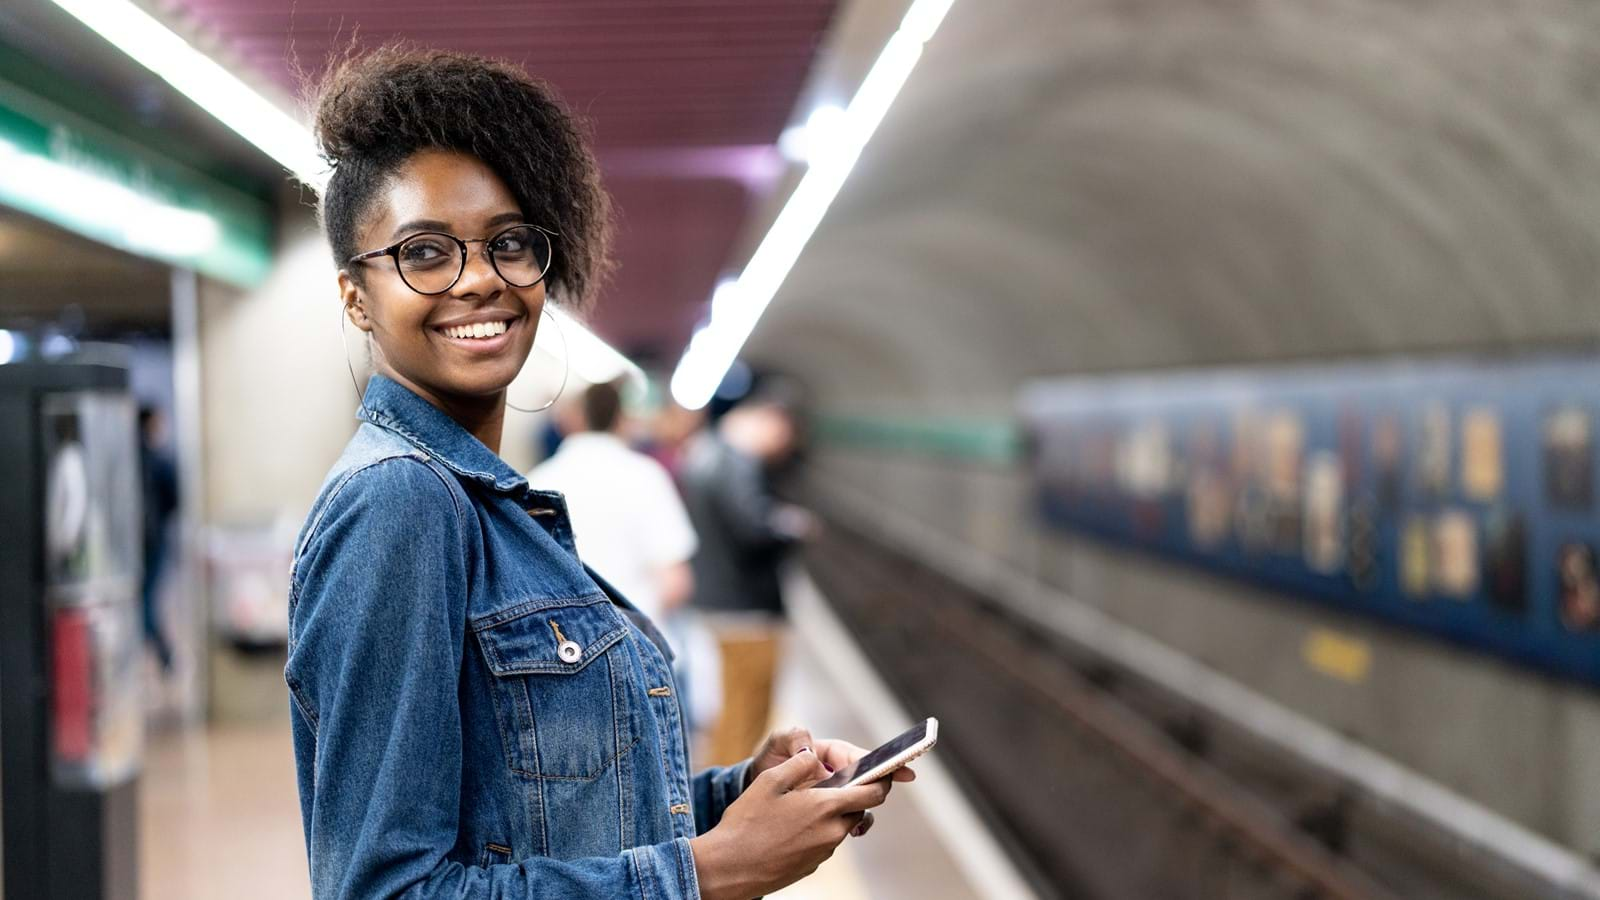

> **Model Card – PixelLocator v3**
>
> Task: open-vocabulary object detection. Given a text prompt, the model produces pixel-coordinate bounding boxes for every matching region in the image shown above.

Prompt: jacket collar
[358,373,530,495]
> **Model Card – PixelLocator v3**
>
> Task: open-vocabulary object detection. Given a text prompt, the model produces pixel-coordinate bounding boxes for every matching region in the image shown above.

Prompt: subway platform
[134,571,1031,900]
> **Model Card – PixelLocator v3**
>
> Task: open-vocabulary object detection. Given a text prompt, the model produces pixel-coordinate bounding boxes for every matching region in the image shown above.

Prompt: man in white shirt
[529,380,699,623]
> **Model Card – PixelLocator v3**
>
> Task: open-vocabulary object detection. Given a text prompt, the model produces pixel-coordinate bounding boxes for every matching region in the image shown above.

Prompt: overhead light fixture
[49,0,326,187]
[670,0,959,410]
[0,330,16,365]
[709,278,740,317]
[544,305,646,387]
[777,126,807,164]
[48,0,646,391]
[778,103,846,165]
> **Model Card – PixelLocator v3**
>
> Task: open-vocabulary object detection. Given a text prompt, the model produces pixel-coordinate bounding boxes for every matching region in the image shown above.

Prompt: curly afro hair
[312,46,612,307]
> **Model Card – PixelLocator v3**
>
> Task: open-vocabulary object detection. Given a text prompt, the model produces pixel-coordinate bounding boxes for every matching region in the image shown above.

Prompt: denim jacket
[286,374,747,899]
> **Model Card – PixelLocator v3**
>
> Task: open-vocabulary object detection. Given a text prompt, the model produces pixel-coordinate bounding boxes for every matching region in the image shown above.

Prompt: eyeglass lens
[396,226,552,294]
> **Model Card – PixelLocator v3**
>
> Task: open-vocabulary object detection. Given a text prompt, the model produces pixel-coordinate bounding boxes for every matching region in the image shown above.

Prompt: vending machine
[1,362,142,900]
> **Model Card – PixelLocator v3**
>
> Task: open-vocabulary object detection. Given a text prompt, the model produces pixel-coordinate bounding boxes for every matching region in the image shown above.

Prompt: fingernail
[824,763,835,773]
[796,746,812,756]
[851,825,865,837]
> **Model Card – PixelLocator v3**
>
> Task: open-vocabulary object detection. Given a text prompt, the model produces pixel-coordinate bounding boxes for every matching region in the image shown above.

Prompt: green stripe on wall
[811,414,1023,465]
[0,75,274,287]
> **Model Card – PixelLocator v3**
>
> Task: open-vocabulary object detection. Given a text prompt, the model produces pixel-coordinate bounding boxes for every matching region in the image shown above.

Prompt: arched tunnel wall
[747,0,1600,851]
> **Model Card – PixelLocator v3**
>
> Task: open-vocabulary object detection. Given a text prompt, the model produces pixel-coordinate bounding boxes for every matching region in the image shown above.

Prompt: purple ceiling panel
[157,0,838,359]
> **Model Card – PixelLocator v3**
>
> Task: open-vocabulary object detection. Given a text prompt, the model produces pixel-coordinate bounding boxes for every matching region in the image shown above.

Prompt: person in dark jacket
[139,406,179,672]
[680,396,816,764]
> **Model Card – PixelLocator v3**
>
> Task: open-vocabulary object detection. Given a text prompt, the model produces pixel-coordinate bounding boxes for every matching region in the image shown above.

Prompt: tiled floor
[138,719,309,900]
[766,631,985,900]
[137,617,989,899]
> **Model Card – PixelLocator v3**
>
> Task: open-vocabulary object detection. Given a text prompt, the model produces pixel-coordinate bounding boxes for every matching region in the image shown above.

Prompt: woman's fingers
[824,779,892,814]
[768,725,815,758]
[792,732,926,783]
[765,748,830,792]
[814,738,867,774]
[748,726,819,783]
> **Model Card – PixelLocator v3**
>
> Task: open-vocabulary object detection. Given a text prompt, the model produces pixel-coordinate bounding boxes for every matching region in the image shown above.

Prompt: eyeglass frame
[346,223,558,296]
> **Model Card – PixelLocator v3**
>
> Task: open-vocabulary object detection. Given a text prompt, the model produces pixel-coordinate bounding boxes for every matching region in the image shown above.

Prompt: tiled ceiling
[156,0,840,362]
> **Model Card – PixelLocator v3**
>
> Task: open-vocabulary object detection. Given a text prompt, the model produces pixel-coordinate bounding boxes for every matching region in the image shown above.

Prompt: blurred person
[529,380,722,736]
[528,379,695,623]
[535,387,585,461]
[681,396,817,766]
[645,399,707,478]
[287,47,908,900]
[139,405,178,672]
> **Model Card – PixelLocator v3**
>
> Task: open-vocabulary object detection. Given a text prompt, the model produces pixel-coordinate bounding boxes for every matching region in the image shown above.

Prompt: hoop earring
[341,308,369,415]
[339,304,569,414]
[506,305,570,414]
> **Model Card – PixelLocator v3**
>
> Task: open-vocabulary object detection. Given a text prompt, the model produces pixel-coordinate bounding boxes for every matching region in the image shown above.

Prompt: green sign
[0,81,272,286]
[813,413,1023,466]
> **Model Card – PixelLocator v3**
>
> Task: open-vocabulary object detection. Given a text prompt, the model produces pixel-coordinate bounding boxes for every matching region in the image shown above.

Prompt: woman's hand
[749,726,918,789]
[745,725,917,841]
[691,750,892,900]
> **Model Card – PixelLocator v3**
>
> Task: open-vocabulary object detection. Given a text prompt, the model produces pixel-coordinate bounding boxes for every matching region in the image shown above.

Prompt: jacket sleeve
[286,458,702,900]
[690,760,752,836]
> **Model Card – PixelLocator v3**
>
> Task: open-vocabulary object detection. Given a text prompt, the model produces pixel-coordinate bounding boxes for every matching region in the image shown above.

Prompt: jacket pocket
[479,842,514,868]
[474,596,641,781]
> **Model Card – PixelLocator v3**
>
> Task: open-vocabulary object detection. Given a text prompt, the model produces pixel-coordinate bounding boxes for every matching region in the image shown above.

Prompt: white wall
[199,210,352,530]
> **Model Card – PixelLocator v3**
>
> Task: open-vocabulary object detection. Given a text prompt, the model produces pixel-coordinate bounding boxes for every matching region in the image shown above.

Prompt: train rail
[803,520,1558,899]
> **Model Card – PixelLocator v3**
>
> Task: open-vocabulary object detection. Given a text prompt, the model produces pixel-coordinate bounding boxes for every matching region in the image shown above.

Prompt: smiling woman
[314,46,610,448]
[286,46,909,900]
[336,149,553,439]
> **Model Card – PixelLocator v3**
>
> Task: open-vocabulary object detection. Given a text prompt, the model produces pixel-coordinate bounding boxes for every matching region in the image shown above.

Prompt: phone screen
[815,720,931,788]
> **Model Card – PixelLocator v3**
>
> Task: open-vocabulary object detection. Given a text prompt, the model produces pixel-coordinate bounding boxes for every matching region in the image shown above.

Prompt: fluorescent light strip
[48,0,644,390]
[50,0,325,187]
[545,305,645,387]
[670,0,958,410]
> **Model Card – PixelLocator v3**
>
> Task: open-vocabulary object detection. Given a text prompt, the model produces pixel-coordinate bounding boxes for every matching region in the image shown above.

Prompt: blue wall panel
[1020,356,1600,685]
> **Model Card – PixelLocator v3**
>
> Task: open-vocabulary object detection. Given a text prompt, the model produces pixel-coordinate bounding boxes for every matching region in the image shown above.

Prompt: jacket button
[557,640,582,664]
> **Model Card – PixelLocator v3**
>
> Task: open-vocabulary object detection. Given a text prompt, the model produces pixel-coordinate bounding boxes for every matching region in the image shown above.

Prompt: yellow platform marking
[1302,629,1372,684]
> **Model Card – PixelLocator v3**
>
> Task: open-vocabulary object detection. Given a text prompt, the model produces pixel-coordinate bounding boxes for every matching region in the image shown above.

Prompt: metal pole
[169,268,208,725]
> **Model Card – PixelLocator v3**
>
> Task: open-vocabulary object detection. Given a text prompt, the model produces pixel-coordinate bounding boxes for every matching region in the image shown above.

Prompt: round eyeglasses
[347,224,555,296]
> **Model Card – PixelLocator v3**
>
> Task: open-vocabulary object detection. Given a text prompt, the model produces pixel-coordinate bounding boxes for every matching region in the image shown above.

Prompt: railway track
[803,522,1545,900]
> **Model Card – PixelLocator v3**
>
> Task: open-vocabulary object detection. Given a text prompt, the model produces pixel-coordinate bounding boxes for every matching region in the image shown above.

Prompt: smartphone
[815,718,938,788]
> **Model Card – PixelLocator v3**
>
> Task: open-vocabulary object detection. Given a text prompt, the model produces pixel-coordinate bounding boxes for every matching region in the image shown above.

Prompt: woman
[287,47,909,899]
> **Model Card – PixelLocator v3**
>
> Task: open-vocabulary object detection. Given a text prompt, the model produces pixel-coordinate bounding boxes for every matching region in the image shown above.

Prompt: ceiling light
[670,0,960,410]
[778,103,846,165]
[545,305,646,388]
[777,126,808,164]
[49,0,326,187]
[709,278,740,317]
[0,330,16,365]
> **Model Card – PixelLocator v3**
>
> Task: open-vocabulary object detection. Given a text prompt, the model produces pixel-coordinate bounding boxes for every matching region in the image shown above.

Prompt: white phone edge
[841,717,939,788]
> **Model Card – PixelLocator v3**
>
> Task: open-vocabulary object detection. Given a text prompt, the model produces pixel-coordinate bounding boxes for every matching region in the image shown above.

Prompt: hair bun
[308,46,612,305]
